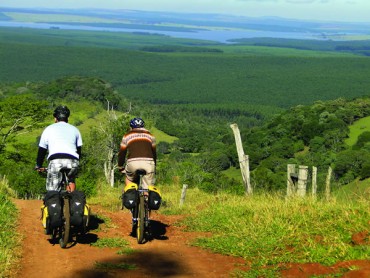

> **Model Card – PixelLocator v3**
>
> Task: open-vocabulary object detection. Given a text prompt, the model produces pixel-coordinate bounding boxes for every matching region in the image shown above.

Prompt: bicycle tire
[136,194,145,244]
[60,197,70,248]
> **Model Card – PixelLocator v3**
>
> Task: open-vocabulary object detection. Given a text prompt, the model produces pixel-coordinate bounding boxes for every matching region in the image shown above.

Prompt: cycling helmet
[130,117,145,128]
[53,105,70,121]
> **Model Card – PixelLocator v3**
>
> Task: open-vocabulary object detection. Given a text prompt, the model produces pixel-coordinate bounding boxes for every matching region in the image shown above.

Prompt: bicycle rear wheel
[136,194,145,244]
[60,197,70,248]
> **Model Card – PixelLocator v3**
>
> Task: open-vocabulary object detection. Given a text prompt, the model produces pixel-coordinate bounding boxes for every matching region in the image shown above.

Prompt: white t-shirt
[39,122,83,159]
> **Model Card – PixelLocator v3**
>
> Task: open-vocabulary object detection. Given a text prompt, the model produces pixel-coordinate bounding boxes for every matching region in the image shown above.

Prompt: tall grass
[0,177,21,277]
[87,181,122,212]
[178,192,369,275]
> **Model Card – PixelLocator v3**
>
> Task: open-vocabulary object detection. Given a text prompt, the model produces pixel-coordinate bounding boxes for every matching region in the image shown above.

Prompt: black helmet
[130,117,145,128]
[53,105,70,121]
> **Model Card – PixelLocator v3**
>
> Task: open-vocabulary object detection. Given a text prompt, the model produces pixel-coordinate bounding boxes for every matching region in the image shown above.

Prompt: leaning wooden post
[325,166,332,201]
[297,165,308,197]
[312,166,317,198]
[230,123,252,195]
[180,184,188,206]
[287,164,296,197]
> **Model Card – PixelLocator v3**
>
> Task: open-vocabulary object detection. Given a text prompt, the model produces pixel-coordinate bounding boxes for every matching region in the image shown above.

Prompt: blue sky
[1,0,369,23]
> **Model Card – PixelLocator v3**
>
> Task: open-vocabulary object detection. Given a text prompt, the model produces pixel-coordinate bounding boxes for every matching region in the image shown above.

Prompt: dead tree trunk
[230,123,252,195]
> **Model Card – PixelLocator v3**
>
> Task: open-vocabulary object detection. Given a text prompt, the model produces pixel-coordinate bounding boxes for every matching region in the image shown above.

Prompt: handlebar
[35,167,47,173]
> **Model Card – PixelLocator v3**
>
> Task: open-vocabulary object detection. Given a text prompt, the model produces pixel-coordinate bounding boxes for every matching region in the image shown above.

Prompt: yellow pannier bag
[124,182,138,192]
[148,185,161,196]
[84,203,90,216]
[83,203,91,229]
[40,204,48,230]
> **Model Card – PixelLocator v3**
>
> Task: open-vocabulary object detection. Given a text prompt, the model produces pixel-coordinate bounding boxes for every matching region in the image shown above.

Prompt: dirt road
[12,199,370,278]
[12,199,247,277]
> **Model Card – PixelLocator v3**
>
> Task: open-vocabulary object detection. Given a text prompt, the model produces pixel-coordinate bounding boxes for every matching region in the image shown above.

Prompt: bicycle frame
[55,169,71,248]
[131,170,150,244]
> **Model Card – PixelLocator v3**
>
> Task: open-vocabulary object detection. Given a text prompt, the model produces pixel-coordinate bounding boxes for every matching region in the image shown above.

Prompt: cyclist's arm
[152,144,157,165]
[36,146,47,168]
[77,146,82,158]
[117,145,127,170]
[152,136,157,165]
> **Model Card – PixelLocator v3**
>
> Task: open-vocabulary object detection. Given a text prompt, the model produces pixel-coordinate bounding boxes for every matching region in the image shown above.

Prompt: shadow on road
[47,214,104,247]
[149,220,169,241]
[74,250,192,277]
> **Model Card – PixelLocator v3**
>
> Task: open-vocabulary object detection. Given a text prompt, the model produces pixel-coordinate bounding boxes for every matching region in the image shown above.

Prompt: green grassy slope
[345,116,370,146]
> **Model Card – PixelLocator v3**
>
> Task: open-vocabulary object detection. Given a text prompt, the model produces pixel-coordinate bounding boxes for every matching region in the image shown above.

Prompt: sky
[1,0,369,23]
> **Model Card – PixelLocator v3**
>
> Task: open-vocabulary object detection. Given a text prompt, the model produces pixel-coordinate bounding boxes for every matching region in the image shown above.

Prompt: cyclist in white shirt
[35,105,83,192]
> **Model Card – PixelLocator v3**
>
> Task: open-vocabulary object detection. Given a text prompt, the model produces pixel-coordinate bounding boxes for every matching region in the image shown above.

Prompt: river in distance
[0,21,342,43]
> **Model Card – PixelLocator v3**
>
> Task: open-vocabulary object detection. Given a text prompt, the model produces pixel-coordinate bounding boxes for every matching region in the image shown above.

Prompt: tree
[84,108,129,186]
[0,95,48,151]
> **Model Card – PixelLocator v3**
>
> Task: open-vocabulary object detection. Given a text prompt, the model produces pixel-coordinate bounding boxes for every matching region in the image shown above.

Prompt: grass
[345,116,370,146]
[151,127,178,144]
[0,177,21,277]
[91,236,135,258]
[88,182,122,212]
[179,192,369,276]
[334,178,370,202]
[91,237,130,249]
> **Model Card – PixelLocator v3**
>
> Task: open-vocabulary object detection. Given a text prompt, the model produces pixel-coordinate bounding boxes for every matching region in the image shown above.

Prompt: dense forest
[2,76,370,198]
[1,27,370,198]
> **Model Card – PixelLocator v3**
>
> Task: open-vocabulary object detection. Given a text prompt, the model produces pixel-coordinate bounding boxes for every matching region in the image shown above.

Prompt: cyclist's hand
[35,166,46,173]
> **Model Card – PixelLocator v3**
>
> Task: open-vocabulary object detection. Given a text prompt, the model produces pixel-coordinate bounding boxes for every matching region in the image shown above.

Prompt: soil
[11,199,370,278]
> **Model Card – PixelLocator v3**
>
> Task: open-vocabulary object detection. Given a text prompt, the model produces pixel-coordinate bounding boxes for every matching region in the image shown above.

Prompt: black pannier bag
[148,185,162,210]
[44,190,62,229]
[122,183,138,209]
[69,190,86,227]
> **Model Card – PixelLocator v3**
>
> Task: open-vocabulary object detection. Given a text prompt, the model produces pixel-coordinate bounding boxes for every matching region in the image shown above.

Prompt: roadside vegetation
[0,178,21,277]
[0,26,369,277]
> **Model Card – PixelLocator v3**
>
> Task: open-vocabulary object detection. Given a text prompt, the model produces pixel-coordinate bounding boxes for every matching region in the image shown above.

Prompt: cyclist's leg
[141,160,156,190]
[46,160,63,191]
[66,159,79,192]
[124,161,141,185]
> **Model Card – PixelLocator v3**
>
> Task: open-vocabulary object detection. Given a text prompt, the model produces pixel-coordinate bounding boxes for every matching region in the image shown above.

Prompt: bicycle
[130,169,151,244]
[40,167,88,248]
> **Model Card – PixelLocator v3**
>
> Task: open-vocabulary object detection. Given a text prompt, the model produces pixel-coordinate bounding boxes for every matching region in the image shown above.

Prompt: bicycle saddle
[135,169,147,176]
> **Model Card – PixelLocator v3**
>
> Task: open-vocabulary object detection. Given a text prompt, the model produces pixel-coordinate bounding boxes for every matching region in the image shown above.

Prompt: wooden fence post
[312,166,317,198]
[180,184,188,206]
[230,123,252,195]
[325,166,332,201]
[287,164,297,197]
[297,165,308,197]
